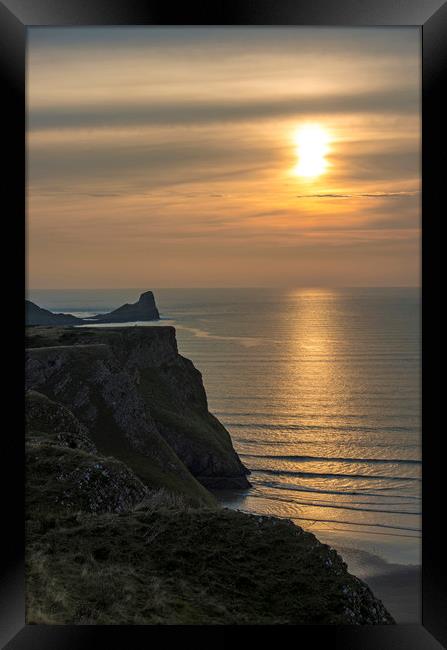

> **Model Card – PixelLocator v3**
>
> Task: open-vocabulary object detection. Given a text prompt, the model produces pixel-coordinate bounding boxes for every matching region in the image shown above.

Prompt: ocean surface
[28,287,421,620]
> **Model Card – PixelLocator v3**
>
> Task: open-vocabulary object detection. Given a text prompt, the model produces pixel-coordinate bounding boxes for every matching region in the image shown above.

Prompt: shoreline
[337,546,421,623]
[215,491,420,623]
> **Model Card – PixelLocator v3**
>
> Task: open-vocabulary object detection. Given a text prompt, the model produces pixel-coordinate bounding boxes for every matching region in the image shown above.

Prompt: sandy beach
[339,547,421,623]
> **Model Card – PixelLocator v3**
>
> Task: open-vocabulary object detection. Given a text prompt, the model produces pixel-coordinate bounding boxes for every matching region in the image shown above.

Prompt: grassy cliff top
[27,506,393,625]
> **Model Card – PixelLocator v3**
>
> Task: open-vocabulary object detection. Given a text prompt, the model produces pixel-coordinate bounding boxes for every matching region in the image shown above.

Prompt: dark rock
[88,290,160,323]
[26,290,160,328]
[26,300,82,326]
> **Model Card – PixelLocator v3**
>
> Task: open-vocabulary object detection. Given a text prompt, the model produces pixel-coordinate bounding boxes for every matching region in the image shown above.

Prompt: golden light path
[293,124,331,178]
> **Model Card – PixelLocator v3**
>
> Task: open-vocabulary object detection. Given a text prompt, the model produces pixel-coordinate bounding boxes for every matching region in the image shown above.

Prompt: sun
[293,124,330,178]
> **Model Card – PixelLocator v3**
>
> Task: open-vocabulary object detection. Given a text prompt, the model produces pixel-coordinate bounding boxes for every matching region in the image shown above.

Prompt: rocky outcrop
[26,300,83,326]
[26,390,97,453]
[26,391,149,515]
[89,290,160,323]
[27,443,149,515]
[25,326,251,491]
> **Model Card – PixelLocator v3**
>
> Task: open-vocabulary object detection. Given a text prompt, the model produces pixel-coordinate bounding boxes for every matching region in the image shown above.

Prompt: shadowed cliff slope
[26,391,150,516]
[25,326,250,493]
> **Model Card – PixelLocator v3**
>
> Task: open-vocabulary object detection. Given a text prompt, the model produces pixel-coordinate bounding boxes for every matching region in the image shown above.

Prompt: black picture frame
[1,1,445,648]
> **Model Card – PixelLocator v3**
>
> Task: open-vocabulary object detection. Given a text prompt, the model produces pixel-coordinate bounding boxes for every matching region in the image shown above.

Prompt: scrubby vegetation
[26,506,393,625]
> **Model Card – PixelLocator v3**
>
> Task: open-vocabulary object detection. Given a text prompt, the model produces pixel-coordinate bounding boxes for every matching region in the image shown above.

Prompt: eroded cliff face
[25,326,250,495]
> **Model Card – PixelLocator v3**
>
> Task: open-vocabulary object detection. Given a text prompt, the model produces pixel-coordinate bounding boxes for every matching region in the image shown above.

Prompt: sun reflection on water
[222,288,420,557]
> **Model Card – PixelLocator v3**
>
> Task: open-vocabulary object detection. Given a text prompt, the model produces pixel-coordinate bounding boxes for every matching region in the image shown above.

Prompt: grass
[26,442,148,516]
[113,447,216,507]
[26,507,393,625]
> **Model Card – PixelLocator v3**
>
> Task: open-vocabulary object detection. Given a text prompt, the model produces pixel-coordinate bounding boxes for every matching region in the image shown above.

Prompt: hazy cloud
[296,191,420,199]
[28,88,419,132]
[27,27,421,288]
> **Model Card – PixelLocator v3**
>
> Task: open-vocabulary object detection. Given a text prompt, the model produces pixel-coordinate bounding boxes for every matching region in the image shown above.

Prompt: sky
[27,27,421,289]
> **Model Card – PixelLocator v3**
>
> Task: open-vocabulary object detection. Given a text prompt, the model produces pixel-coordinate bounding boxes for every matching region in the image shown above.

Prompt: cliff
[25,336,394,625]
[88,290,160,323]
[26,300,83,326]
[25,326,250,493]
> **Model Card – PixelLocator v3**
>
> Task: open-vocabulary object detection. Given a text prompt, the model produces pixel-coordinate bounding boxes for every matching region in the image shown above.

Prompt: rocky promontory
[26,290,160,327]
[88,290,160,323]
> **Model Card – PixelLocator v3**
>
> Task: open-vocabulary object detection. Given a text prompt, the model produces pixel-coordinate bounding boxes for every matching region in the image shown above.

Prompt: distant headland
[26,290,160,326]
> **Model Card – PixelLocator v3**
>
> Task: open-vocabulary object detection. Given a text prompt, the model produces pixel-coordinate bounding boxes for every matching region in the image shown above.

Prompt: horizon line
[27,285,421,291]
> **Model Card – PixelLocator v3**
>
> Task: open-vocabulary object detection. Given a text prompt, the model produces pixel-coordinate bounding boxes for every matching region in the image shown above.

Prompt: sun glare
[293,124,330,178]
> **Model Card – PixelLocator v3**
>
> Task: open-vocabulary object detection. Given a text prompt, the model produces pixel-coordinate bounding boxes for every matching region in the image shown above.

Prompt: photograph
[25,25,421,626]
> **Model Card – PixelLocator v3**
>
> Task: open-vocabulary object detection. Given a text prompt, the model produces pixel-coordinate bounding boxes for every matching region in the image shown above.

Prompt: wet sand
[338,546,421,623]
[364,566,421,623]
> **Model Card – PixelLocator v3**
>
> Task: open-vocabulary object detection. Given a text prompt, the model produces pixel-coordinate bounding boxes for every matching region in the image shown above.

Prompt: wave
[289,516,421,534]
[215,411,417,421]
[234,437,420,449]
[231,509,421,538]
[262,513,421,534]
[254,468,421,482]
[226,422,414,433]
[241,453,421,465]
[314,526,420,539]
[247,492,420,516]
[254,479,421,499]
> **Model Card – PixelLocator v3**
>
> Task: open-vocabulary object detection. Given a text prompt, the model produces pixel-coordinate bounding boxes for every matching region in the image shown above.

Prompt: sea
[28,287,421,621]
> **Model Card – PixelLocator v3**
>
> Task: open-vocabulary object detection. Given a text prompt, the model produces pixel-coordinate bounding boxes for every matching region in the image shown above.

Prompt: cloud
[26,27,421,288]
[296,191,420,199]
[28,88,419,132]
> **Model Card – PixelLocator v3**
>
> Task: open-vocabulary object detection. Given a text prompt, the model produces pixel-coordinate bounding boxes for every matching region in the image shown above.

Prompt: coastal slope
[26,389,393,625]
